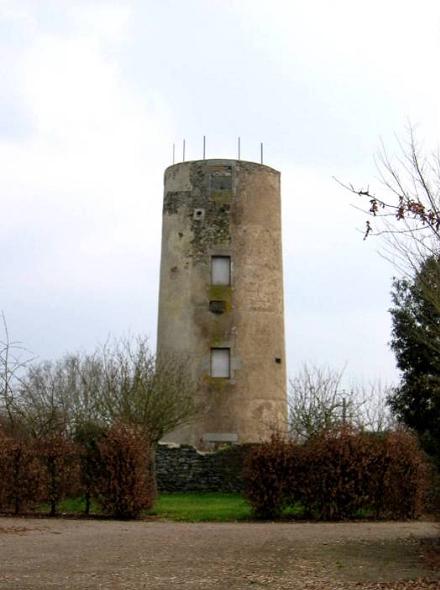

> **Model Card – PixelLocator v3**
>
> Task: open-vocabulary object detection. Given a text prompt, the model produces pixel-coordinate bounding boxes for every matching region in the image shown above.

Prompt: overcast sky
[2,0,440,388]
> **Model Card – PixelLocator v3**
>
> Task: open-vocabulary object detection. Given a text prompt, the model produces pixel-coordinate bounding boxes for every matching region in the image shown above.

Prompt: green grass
[38,497,101,515]
[34,495,376,522]
[148,492,252,522]
[281,503,305,518]
[38,493,253,522]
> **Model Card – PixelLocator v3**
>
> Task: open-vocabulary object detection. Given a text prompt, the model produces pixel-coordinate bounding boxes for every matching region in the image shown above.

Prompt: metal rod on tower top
[183,139,186,162]
[203,136,206,159]
[260,142,264,164]
[172,143,175,165]
[238,137,241,160]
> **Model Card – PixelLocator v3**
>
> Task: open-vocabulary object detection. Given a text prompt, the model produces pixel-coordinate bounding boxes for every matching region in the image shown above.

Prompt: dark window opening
[210,174,232,192]
[209,300,226,314]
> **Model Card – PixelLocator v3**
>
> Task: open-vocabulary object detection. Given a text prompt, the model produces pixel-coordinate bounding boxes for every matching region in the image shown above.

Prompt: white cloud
[68,2,132,43]
[0,3,174,355]
[3,0,439,385]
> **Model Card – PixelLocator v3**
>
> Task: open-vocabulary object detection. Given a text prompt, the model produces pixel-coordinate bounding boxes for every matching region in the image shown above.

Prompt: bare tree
[14,337,198,445]
[353,381,395,433]
[82,336,198,445]
[340,128,440,454]
[288,365,394,441]
[288,365,354,441]
[340,126,440,271]
[16,359,74,438]
[340,126,440,354]
[0,313,33,433]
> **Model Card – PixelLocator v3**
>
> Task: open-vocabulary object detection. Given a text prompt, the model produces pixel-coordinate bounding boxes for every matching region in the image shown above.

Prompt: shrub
[243,427,428,520]
[36,434,78,516]
[300,427,379,519]
[378,429,428,518]
[243,435,300,518]
[425,462,440,515]
[0,434,41,514]
[301,427,428,519]
[94,423,154,519]
[74,421,107,515]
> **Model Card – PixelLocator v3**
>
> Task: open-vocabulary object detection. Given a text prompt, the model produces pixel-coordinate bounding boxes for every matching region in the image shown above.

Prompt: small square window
[211,348,230,378]
[209,300,226,314]
[211,256,231,285]
[210,174,232,192]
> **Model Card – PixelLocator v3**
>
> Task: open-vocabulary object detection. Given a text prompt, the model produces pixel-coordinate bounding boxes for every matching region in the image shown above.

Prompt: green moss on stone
[208,286,232,312]
[211,191,232,203]
[205,376,230,391]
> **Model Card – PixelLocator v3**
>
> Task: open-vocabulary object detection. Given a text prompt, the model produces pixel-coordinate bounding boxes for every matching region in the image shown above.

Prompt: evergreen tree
[388,256,440,464]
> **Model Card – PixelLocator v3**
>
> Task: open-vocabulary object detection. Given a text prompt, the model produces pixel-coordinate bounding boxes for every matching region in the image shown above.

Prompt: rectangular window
[211,348,230,378]
[210,173,232,192]
[211,256,231,285]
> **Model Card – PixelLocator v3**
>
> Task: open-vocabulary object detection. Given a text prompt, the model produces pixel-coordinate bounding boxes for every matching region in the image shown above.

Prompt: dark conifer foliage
[388,256,440,464]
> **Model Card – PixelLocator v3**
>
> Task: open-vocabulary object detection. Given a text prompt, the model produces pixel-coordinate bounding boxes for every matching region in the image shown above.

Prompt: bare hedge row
[1,423,430,521]
[243,427,429,519]
[0,423,154,519]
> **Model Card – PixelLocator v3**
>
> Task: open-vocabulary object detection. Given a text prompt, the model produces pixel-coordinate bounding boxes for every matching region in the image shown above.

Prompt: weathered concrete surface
[157,160,287,448]
[0,518,438,589]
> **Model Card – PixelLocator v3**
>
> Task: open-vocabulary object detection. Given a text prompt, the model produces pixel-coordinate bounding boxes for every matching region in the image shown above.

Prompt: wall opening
[209,168,232,192]
[193,208,205,221]
[210,175,232,192]
[209,300,226,314]
[211,348,230,378]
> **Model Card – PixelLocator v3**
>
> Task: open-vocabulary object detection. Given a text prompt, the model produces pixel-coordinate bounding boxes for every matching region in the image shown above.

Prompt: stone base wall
[156,443,252,493]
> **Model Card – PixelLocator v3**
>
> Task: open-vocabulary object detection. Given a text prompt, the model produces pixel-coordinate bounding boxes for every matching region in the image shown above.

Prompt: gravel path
[0,518,438,589]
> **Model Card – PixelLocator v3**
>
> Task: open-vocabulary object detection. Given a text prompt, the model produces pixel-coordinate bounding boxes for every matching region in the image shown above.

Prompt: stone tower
[157,159,287,448]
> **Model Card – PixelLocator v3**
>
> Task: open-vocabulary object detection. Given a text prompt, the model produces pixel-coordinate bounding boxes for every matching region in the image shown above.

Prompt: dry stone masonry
[155,442,251,493]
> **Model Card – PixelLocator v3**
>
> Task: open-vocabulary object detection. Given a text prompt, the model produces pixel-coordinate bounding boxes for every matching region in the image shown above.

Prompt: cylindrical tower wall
[157,159,286,448]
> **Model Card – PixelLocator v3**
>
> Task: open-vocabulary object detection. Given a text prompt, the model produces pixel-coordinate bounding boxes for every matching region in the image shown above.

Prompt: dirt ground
[0,518,439,589]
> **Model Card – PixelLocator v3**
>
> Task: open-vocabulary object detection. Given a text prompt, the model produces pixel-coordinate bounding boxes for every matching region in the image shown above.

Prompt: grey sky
[2,0,440,388]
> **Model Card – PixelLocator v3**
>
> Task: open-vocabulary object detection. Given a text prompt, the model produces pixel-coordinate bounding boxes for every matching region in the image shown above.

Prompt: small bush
[0,434,41,514]
[378,429,428,518]
[300,427,380,519]
[36,434,78,516]
[425,463,440,515]
[94,423,154,519]
[74,421,107,515]
[243,435,300,518]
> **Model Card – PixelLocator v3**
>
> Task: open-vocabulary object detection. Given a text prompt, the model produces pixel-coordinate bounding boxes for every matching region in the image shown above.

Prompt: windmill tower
[157,158,287,448]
